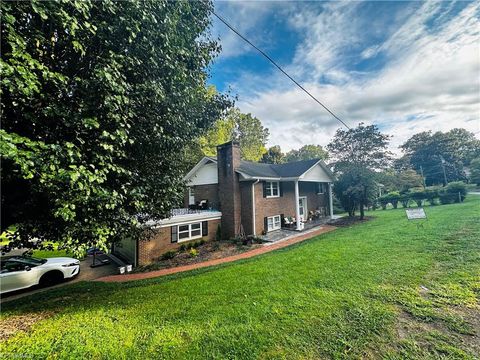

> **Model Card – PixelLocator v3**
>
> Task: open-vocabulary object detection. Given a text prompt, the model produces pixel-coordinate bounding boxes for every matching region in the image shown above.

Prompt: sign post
[405,208,427,228]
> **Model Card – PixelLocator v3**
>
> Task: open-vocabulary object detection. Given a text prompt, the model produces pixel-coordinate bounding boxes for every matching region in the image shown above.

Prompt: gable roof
[185,156,334,182]
[237,158,323,179]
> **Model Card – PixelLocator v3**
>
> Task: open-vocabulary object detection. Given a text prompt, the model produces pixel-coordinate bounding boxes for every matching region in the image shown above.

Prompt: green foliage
[445,181,467,203]
[439,192,456,205]
[2,198,479,358]
[400,129,480,186]
[284,144,328,162]
[327,123,392,171]
[379,191,401,209]
[161,250,177,261]
[188,248,199,258]
[199,108,269,161]
[424,186,441,205]
[400,193,411,208]
[0,0,230,256]
[334,166,377,218]
[215,224,222,241]
[409,188,426,207]
[469,158,480,185]
[260,145,285,164]
[329,123,392,218]
[179,239,205,252]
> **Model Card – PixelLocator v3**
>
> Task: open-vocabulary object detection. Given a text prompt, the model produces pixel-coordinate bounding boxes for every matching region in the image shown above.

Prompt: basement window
[267,215,281,232]
[178,222,202,242]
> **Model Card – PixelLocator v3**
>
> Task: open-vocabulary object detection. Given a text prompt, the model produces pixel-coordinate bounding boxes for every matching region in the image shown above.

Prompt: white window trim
[177,222,202,242]
[267,215,281,232]
[316,183,325,195]
[266,181,280,198]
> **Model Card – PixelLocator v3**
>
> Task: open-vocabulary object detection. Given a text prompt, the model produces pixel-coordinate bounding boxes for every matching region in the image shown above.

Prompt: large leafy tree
[284,144,328,162]
[469,158,480,185]
[0,0,230,255]
[400,129,480,185]
[199,107,269,161]
[328,123,392,219]
[261,145,285,164]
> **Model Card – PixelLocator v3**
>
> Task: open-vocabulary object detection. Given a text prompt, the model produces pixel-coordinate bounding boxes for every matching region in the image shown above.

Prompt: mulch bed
[328,216,374,227]
[134,240,262,273]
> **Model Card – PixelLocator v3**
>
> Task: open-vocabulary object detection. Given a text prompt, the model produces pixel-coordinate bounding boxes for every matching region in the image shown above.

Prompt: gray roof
[201,156,331,179]
[238,158,322,178]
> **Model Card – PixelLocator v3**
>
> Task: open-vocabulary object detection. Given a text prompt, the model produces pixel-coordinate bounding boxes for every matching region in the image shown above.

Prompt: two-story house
[114,141,335,266]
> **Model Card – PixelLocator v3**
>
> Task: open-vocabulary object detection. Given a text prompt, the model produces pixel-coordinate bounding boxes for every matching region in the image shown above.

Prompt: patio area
[261,215,342,243]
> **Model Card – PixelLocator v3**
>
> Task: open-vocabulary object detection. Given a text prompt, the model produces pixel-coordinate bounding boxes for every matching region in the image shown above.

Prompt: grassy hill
[2,197,479,359]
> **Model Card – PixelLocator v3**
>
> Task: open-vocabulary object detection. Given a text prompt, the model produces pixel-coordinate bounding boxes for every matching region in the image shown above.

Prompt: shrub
[215,224,222,241]
[161,250,176,260]
[439,191,456,205]
[189,248,199,258]
[192,239,205,248]
[400,193,410,208]
[381,191,401,209]
[378,195,389,210]
[409,188,425,207]
[445,181,467,202]
[424,186,440,205]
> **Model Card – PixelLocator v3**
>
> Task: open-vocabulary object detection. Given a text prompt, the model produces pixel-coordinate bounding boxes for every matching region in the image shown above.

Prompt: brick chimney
[217,141,241,239]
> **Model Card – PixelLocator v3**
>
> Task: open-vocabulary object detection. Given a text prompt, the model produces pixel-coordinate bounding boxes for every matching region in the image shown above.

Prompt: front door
[299,197,307,221]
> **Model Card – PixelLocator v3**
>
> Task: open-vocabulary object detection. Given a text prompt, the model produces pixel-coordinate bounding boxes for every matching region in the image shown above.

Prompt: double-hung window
[178,222,202,242]
[266,181,280,198]
[267,215,281,231]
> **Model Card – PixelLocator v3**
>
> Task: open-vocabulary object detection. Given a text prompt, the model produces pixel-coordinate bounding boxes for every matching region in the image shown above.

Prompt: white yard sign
[405,208,427,220]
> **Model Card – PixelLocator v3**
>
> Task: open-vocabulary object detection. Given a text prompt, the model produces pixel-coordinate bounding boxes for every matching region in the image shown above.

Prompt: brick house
[114,141,335,266]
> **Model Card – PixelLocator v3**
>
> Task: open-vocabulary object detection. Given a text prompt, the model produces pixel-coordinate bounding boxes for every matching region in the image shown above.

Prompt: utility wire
[212,10,351,130]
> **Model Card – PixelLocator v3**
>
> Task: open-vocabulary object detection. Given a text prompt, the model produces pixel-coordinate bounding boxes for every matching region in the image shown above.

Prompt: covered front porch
[291,179,334,231]
[262,214,343,243]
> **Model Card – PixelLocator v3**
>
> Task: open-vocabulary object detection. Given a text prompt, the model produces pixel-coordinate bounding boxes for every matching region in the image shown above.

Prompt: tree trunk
[360,202,365,220]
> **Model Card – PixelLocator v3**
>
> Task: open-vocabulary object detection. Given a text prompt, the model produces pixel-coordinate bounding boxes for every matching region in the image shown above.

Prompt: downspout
[252,179,260,235]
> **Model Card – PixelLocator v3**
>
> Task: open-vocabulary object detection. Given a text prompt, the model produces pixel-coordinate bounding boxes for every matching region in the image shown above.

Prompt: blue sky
[207,0,480,153]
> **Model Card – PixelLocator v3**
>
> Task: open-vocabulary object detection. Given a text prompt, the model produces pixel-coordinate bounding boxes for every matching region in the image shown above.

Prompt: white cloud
[234,1,480,153]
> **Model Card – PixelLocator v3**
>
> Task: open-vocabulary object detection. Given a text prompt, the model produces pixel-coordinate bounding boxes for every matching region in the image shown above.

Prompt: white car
[0,256,80,294]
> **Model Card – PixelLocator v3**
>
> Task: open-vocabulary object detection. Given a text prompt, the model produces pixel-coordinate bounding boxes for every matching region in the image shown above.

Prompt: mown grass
[1,197,479,359]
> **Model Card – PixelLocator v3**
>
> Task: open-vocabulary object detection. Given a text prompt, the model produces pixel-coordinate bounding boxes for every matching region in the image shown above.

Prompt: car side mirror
[24,266,31,271]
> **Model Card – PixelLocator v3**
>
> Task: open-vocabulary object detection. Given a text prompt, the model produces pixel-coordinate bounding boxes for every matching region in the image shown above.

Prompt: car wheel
[39,271,64,287]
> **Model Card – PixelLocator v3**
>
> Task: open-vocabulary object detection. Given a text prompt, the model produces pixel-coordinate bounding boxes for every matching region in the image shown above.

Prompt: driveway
[1,256,117,303]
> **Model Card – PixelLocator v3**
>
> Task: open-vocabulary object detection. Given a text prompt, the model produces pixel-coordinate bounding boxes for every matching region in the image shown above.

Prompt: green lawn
[2,197,479,359]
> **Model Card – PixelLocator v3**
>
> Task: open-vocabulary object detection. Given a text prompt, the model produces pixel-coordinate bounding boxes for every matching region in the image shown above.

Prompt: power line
[212,10,351,130]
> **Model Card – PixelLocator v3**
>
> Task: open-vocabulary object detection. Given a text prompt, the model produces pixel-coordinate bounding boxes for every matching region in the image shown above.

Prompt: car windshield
[0,256,47,269]
[16,257,47,266]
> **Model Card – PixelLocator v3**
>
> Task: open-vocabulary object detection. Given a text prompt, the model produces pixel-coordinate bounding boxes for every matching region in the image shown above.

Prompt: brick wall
[137,219,221,265]
[253,181,328,235]
[217,142,242,239]
[240,181,254,235]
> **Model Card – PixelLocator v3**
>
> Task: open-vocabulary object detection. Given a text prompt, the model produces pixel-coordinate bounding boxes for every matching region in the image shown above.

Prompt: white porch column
[328,182,334,218]
[295,180,301,230]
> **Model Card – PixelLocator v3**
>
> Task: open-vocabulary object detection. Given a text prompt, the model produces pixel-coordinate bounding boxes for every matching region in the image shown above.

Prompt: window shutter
[263,181,267,198]
[264,217,268,232]
[171,226,178,243]
[279,182,283,197]
[202,221,208,236]
[281,213,285,226]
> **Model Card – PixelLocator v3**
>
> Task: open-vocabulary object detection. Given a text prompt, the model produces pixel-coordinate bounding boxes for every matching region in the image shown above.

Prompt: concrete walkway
[96,225,337,283]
